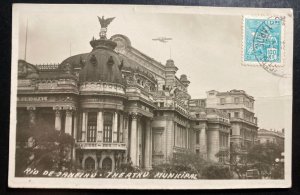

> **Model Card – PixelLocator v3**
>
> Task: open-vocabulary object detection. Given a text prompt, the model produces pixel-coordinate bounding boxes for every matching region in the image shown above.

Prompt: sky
[15,4,292,131]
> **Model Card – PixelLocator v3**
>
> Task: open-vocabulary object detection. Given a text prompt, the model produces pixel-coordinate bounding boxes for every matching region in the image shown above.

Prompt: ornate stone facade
[16,17,258,171]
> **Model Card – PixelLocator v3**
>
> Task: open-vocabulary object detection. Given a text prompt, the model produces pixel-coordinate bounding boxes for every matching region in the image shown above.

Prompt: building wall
[207,128,220,162]
[16,33,260,173]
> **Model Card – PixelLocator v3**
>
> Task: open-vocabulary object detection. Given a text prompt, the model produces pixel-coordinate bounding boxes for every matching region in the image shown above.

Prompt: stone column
[27,106,36,127]
[227,133,230,162]
[227,133,230,149]
[149,120,153,168]
[186,128,189,149]
[207,129,219,162]
[123,115,129,162]
[137,118,142,167]
[144,119,152,170]
[81,112,87,142]
[72,112,77,165]
[73,112,77,139]
[119,114,123,142]
[174,122,177,147]
[65,110,73,135]
[130,113,138,166]
[97,111,103,142]
[199,125,207,159]
[113,112,118,142]
[54,109,62,131]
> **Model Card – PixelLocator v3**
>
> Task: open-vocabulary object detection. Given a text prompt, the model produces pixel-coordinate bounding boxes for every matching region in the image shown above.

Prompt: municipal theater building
[16,17,258,172]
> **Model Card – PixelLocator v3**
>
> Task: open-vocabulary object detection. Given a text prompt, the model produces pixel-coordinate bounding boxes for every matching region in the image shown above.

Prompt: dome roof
[180,74,188,81]
[79,47,125,84]
[166,59,175,67]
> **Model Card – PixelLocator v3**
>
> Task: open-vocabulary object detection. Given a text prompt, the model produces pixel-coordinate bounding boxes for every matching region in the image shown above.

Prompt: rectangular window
[117,113,121,142]
[220,98,225,104]
[245,101,249,107]
[183,128,187,148]
[153,131,163,154]
[160,102,164,107]
[196,131,200,144]
[103,112,113,142]
[234,112,239,118]
[176,125,179,147]
[234,97,240,104]
[87,112,97,142]
[219,134,223,147]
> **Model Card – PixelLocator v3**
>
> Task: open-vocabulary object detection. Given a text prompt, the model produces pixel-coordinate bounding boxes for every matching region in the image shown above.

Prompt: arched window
[103,112,113,142]
[85,157,95,170]
[102,157,112,172]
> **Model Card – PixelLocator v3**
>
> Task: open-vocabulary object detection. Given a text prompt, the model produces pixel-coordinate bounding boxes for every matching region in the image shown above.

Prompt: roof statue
[98,16,115,28]
[97,16,115,39]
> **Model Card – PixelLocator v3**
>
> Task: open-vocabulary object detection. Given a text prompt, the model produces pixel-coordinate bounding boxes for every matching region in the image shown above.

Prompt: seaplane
[152,37,172,43]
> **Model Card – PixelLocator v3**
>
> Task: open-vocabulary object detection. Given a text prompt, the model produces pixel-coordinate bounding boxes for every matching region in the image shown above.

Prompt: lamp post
[272,154,284,179]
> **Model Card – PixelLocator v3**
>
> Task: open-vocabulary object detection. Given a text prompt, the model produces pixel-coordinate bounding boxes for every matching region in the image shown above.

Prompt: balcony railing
[173,146,189,153]
[80,82,125,95]
[230,117,258,126]
[75,142,127,150]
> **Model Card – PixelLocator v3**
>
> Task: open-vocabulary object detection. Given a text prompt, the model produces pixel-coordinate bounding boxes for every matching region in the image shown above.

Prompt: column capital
[55,109,61,117]
[26,106,36,111]
[66,109,74,117]
[146,117,153,123]
[53,105,63,111]
[123,114,129,120]
[64,105,77,111]
[130,112,141,120]
[53,105,77,111]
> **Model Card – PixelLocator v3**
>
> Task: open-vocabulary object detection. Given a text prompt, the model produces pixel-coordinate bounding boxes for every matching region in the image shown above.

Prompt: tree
[227,143,249,179]
[247,142,283,179]
[201,164,233,179]
[150,151,209,178]
[171,151,209,176]
[15,120,75,176]
[151,151,233,179]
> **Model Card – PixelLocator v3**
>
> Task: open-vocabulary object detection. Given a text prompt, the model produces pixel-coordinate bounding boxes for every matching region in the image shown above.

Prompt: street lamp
[273,155,284,179]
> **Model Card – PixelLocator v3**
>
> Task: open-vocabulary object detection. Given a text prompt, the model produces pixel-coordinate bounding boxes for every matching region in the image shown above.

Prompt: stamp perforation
[241,15,286,68]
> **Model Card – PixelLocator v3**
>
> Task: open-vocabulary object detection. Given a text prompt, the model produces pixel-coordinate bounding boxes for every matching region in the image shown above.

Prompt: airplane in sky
[152,37,172,43]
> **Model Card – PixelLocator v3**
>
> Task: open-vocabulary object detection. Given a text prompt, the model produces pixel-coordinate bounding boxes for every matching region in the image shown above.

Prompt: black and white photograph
[9,4,293,189]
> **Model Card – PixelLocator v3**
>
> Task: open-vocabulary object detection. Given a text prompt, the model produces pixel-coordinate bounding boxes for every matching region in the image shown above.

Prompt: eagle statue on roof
[97,16,115,28]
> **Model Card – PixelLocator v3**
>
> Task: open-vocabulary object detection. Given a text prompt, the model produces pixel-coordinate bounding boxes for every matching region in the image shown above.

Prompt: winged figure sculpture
[98,16,115,28]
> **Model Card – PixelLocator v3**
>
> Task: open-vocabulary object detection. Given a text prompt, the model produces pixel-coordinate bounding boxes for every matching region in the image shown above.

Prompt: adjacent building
[16,17,255,172]
[206,90,259,159]
[257,129,284,150]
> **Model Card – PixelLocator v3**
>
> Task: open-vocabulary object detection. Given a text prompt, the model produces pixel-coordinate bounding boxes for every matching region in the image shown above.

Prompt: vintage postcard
[9,4,293,189]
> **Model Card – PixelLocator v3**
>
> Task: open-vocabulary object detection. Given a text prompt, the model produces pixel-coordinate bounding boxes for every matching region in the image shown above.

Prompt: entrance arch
[102,157,112,172]
[85,157,95,170]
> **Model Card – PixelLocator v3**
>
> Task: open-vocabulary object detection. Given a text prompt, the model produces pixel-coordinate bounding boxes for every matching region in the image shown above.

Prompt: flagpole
[152,37,173,60]
[169,44,172,59]
[70,42,72,57]
[24,18,28,61]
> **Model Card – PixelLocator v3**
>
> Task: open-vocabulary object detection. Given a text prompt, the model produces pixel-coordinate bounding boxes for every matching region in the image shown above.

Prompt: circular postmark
[253,16,290,78]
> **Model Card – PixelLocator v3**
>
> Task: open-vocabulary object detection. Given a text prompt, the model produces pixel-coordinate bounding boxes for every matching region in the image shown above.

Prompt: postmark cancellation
[242,15,285,67]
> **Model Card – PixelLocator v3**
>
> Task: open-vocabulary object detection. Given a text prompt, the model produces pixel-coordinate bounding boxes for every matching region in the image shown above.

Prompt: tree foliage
[201,164,233,179]
[152,152,233,179]
[247,142,283,178]
[228,143,249,179]
[15,120,75,176]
